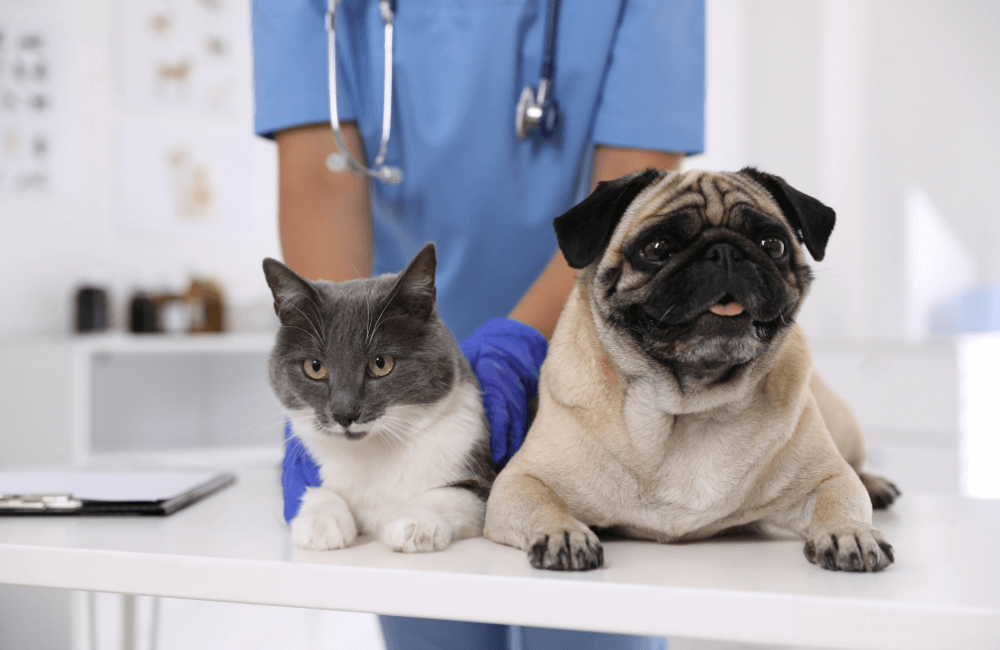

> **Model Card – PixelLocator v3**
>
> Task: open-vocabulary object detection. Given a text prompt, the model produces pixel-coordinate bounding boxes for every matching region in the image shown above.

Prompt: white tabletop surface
[1,464,998,650]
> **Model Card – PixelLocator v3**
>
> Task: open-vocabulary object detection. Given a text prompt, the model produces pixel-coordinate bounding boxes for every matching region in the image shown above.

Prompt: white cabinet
[0,333,294,650]
[0,334,285,469]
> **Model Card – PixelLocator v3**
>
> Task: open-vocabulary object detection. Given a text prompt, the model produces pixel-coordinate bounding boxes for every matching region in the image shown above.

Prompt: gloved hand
[281,420,321,524]
[459,318,548,469]
[281,318,548,523]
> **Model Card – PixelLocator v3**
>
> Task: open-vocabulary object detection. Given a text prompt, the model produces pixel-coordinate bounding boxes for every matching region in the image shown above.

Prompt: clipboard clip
[0,494,83,512]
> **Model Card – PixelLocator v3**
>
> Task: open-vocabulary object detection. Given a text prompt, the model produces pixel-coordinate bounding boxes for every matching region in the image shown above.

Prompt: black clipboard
[0,469,235,516]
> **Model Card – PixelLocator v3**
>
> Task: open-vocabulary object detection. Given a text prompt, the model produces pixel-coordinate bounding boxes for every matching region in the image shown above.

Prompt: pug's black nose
[703,243,744,264]
[333,413,360,428]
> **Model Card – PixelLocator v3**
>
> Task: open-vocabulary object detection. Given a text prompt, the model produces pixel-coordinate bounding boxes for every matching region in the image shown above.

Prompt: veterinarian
[253,0,704,648]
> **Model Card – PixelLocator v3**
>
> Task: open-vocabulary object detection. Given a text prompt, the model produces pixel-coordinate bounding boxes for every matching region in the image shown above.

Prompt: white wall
[1,0,984,458]
[3,1,999,342]
[687,0,1000,340]
[0,0,280,339]
[868,1,1000,337]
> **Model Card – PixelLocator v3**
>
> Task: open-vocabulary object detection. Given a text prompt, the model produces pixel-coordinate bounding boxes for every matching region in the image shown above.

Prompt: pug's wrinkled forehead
[554,167,836,274]
[605,171,799,269]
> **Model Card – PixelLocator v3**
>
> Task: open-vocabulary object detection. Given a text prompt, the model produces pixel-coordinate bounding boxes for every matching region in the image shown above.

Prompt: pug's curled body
[484,168,898,572]
[264,244,494,553]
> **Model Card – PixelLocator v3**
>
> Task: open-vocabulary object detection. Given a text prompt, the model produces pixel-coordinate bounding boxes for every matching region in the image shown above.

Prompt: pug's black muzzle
[631,233,794,335]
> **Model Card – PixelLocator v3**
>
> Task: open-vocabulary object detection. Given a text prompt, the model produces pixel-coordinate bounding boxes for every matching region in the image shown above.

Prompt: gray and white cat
[263,243,494,553]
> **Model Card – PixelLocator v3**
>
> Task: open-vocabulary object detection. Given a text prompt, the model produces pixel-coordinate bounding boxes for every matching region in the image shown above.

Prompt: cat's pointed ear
[262,258,321,325]
[386,243,437,318]
[739,167,836,261]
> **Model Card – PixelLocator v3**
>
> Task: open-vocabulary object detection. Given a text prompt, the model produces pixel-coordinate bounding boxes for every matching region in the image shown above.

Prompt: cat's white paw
[383,515,452,553]
[292,509,358,551]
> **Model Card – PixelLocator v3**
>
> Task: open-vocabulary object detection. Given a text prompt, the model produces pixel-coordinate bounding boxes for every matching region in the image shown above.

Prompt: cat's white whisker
[282,299,327,346]
[376,417,416,430]
[368,313,407,346]
[279,324,324,349]
[460,456,487,485]
[386,402,445,411]
[384,429,415,452]
[364,286,374,343]
[375,419,419,444]
[278,310,326,349]
[368,276,407,344]
[302,294,330,344]
[373,421,415,453]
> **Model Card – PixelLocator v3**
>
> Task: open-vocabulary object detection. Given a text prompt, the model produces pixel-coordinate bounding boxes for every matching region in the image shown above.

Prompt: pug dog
[484,168,899,573]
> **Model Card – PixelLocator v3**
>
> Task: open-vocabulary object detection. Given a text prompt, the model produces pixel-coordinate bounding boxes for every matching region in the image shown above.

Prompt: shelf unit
[0,333,284,469]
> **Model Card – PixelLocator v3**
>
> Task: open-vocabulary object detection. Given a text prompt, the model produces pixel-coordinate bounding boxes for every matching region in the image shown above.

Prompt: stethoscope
[515,0,561,140]
[324,0,561,185]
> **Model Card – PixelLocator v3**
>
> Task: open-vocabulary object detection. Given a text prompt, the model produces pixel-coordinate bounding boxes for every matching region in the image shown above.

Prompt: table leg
[150,597,160,650]
[123,594,136,650]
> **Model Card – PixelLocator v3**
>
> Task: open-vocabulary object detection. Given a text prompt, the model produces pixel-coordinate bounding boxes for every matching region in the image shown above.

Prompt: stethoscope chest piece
[516,82,558,140]
[515,0,561,141]
[326,151,402,184]
[326,152,351,174]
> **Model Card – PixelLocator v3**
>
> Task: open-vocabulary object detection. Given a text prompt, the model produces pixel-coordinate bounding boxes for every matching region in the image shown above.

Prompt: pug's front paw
[292,508,357,550]
[384,515,451,553]
[804,526,894,572]
[528,524,603,571]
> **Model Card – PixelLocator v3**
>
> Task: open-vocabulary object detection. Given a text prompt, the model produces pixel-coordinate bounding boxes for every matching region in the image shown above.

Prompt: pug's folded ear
[739,167,836,262]
[553,168,664,269]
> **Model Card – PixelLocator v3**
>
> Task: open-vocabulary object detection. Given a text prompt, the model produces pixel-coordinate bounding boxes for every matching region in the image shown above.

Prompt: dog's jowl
[484,168,899,572]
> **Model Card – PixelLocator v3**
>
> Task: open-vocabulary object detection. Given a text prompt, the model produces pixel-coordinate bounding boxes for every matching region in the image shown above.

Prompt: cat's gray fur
[263,243,494,553]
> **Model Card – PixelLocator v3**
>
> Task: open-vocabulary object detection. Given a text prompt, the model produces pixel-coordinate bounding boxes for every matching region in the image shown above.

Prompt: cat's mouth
[314,418,369,441]
[323,423,369,440]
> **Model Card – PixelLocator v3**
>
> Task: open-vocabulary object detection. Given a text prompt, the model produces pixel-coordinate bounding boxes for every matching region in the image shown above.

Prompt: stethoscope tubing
[325,0,559,182]
[326,0,402,183]
[539,0,560,85]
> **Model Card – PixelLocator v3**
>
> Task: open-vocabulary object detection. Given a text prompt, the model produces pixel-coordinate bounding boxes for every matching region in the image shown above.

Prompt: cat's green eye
[303,359,328,380]
[367,355,395,378]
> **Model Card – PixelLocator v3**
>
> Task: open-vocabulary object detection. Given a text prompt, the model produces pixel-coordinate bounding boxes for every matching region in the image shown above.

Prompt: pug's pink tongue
[709,302,745,317]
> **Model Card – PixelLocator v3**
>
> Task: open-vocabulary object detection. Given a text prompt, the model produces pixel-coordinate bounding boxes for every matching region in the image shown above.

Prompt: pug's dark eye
[641,239,672,262]
[760,237,786,259]
[367,355,395,378]
[303,359,328,380]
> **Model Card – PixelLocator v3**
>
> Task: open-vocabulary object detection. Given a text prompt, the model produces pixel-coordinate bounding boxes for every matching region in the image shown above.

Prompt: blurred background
[0,0,998,649]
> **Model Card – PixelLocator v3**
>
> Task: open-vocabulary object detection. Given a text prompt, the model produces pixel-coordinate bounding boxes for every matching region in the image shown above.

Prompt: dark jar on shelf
[74,286,109,333]
[128,292,158,333]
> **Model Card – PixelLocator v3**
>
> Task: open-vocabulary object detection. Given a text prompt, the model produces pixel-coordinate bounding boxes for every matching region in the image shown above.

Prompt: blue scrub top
[253,0,704,340]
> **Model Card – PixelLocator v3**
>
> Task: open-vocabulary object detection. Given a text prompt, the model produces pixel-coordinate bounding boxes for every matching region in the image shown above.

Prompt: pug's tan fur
[484,169,895,572]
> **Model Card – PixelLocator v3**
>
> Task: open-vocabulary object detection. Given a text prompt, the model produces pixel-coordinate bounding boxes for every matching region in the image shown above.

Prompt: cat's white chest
[291,381,486,535]
[318,439,446,532]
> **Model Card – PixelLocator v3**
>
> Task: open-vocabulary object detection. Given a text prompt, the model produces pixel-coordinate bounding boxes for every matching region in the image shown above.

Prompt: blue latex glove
[281,318,548,523]
[281,420,321,524]
[459,318,549,469]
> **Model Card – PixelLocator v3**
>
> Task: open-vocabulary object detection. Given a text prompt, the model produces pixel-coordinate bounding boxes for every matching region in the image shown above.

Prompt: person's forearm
[276,123,373,282]
[507,146,683,338]
[506,252,577,339]
[591,145,682,190]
